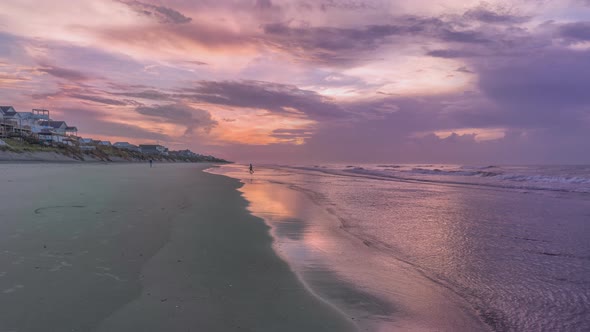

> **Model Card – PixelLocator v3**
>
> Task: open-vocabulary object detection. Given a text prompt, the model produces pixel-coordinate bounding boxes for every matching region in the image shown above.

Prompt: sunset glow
[1,0,589,162]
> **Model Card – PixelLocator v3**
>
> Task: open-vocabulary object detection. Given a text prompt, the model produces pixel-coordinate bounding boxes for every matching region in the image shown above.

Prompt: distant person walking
[149,159,153,168]
[249,163,254,174]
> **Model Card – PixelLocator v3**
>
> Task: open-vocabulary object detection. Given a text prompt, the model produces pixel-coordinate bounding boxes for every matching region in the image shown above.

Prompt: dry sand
[0,163,355,332]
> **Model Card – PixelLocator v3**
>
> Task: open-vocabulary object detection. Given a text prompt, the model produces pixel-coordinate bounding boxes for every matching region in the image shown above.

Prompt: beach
[2,162,589,332]
[0,163,355,332]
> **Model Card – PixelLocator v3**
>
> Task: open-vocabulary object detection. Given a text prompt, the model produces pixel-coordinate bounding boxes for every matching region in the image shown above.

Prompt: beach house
[78,137,96,150]
[37,130,66,144]
[0,106,22,126]
[38,121,68,135]
[0,106,19,119]
[65,126,78,137]
[139,144,168,155]
[36,120,78,144]
[114,142,140,152]
[170,149,199,158]
[18,110,50,133]
[0,106,27,138]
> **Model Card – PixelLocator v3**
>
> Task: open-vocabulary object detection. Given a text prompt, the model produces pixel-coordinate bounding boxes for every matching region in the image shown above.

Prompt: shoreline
[209,164,493,331]
[0,163,354,331]
[207,165,397,331]
[210,163,590,331]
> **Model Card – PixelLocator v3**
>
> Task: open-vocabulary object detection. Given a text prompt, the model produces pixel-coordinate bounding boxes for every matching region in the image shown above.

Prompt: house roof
[65,126,78,131]
[39,121,67,129]
[0,106,17,116]
[139,144,164,148]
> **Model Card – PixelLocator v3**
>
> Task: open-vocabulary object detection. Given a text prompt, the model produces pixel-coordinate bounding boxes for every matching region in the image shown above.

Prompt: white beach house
[36,121,78,144]
[37,130,66,144]
[139,144,168,155]
[18,109,51,133]
[38,121,68,135]
[79,138,94,144]
[0,106,22,126]
[0,106,28,138]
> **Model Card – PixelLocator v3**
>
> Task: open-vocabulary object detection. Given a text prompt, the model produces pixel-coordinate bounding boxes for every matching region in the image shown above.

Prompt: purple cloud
[255,0,273,9]
[70,94,129,106]
[136,103,218,134]
[113,89,173,101]
[478,49,590,112]
[37,64,92,81]
[119,0,192,24]
[559,22,590,41]
[463,6,529,24]
[179,80,347,120]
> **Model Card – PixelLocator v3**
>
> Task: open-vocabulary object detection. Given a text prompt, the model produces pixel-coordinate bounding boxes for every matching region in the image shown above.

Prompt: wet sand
[0,163,355,332]
[209,164,590,331]
[209,165,491,332]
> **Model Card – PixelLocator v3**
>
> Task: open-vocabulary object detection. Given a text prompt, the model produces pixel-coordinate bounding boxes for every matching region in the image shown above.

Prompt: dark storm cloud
[179,80,347,120]
[136,103,218,134]
[119,0,192,24]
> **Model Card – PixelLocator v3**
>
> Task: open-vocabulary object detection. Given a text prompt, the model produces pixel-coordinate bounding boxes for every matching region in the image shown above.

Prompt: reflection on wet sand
[211,165,489,331]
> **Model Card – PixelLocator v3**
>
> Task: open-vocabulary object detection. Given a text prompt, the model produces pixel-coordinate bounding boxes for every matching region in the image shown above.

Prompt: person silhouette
[249,163,254,174]
[149,159,153,168]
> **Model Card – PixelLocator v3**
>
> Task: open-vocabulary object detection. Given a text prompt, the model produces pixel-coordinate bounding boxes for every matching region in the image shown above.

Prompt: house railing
[0,119,19,126]
[1,119,32,138]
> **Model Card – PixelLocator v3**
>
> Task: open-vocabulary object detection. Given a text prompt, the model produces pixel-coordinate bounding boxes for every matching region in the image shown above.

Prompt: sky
[0,0,589,163]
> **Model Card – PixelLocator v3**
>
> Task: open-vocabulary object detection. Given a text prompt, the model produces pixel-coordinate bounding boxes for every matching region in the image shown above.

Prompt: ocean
[208,164,590,331]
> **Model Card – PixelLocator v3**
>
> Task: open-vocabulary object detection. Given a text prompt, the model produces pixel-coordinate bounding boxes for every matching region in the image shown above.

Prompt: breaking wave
[289,164,590,194]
